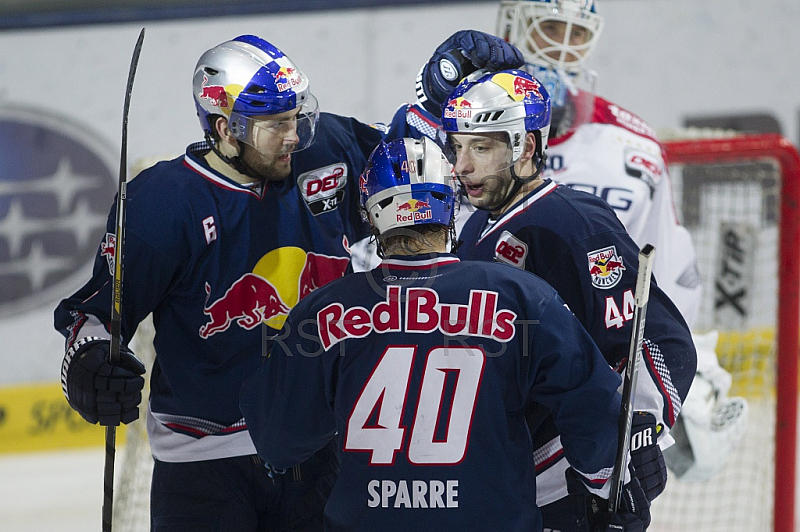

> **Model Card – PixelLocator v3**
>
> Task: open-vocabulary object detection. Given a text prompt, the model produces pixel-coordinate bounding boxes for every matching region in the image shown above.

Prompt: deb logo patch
[298,163,348,215]
[0,107,117,317]
[495,231,528,268]
[587,245,626,289]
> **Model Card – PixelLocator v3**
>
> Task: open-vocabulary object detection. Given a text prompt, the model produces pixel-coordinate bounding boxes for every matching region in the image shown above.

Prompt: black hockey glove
[630,411,667,501]
[61,336,145,426]
[566,467,651,532]
[415,29,524,116]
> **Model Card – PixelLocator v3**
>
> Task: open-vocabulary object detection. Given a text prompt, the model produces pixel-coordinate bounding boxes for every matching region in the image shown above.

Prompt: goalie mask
[193,35,319,155]
[441,69,550,212]
[360,137,457,246]
[496,0,602,134]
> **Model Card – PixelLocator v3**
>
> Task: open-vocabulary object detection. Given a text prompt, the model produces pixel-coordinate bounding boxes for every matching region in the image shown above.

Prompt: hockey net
[649,132,800,532]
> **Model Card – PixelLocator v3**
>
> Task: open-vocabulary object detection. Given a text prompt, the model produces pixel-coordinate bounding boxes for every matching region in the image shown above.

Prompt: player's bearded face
[449,132,516,211]
[245,109,302,181]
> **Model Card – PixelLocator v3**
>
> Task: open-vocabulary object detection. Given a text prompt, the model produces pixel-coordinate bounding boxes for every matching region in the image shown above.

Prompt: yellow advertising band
[0,382,127,454]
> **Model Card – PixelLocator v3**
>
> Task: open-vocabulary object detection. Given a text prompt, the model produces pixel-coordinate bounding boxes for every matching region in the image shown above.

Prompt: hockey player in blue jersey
[55,33,523,531]
[441,69,697,530]
[240,136,650,531]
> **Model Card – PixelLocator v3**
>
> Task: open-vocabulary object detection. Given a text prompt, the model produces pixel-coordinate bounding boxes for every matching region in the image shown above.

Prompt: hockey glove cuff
[566,467,651,532]
[61,337,145,426]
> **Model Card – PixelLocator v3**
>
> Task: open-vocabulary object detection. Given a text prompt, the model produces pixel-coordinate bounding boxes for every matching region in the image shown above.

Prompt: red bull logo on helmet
[443,97,473,119]
[490,72,543,102]
[587,245,626,289]
[395,198,433,223]
[199,246,350,338]
[197,75,230,109]
[273,66,302,92]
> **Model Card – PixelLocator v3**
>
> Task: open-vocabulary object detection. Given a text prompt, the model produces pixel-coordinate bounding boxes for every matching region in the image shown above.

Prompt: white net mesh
[650,145,787,531]
[112,314,155,532]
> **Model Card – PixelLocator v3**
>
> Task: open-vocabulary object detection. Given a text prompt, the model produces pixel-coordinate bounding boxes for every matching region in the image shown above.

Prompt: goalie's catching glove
[61,336,145,426]
[630,411,667,501]
[416,29,524,116]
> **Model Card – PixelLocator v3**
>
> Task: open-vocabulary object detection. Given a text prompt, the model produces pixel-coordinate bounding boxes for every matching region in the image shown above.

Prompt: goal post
[653,132,800,532]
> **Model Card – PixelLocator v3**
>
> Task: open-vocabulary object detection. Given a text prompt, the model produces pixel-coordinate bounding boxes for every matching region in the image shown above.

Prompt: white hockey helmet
[496,0,604,75]
[193,35,319,153]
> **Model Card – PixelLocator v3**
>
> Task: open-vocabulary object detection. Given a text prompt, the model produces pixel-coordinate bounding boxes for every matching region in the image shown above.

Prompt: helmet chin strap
[205,131,266,183]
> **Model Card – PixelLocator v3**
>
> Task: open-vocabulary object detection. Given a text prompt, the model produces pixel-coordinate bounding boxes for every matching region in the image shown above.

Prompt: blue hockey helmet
[360,137,457,239]
[193,35,319,152]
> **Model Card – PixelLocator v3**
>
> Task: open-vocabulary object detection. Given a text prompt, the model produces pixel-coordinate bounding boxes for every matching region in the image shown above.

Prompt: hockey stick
[608,243,655,515]
[103,27,145,532]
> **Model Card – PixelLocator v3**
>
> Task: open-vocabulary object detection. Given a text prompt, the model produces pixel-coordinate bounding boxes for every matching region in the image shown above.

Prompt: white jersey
[544,94,701,327]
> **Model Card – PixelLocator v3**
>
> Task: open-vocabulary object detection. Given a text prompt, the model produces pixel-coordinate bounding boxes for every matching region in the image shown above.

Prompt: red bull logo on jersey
[490,72,543,102]
[100,233,116,275]
[587,246,626,289]
[197,75,229,109]
[199,246,350,338]
[443,97,473,119]
[317,286,517,351]
[273,66,302,92]
[396,199,433,223]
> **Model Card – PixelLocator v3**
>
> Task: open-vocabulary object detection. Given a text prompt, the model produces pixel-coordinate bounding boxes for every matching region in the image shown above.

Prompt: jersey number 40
[344,346,485,466]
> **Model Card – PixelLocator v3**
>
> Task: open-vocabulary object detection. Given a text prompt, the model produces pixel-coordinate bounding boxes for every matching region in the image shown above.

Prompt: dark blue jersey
[54,112,384,461]
[456,179,697,505]
[241,254,625,532]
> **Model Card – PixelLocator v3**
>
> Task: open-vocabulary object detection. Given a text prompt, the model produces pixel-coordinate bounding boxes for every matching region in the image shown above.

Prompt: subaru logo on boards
[0,106,118,316]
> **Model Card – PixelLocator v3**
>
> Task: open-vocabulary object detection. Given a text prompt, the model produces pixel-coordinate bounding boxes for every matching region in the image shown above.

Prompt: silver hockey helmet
[192,35,319,152]
[441,69,551,164]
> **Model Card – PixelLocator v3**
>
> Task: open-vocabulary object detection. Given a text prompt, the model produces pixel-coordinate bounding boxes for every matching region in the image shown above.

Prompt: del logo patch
[297,163,348,215]
[587,246,625,289]
[495,231,528,268]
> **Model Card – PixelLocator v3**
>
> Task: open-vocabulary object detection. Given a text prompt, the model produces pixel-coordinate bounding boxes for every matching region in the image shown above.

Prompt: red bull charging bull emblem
[273,66,302,92]
[199,246,350,338]
[587,245,626,289]
[100,233,116,275]
[395,198,433,223]
[443,97,473,119]
[490,73,543,102]
[197,75,229,109]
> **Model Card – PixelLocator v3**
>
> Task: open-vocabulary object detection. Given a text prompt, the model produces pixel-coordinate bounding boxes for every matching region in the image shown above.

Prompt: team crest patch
[297,163,348,215]
[587,246,625,289]
[100,233,116,275]
[495,231,528,269]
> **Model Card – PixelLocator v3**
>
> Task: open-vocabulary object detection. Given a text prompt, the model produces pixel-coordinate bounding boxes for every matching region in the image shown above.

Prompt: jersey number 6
[344,346,485,466]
